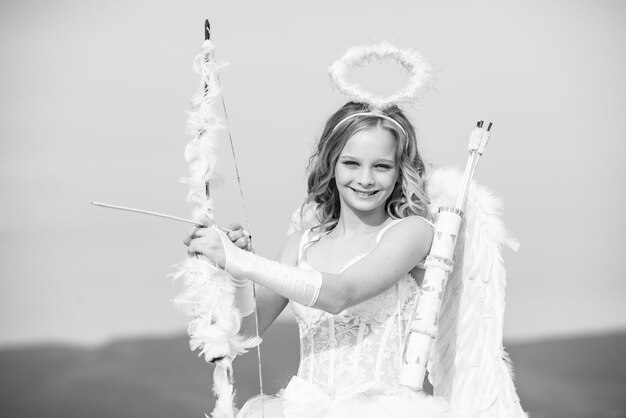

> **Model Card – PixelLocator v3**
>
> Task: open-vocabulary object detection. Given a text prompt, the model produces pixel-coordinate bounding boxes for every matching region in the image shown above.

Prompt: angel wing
[425,168,526,417]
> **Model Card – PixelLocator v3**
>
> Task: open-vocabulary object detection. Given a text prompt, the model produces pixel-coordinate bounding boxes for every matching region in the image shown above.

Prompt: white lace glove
[232,275,255,317]
[214,227,322,307]
[219,225,255,317]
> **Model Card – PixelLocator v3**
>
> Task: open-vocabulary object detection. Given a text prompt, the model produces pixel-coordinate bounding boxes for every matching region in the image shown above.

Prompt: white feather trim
[328,42,433,110]
[212,359,236,418]
[286,203,320,236]
[173,39,260,418]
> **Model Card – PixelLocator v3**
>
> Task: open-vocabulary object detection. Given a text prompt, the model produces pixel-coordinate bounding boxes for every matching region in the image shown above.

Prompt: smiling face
[334,126,399,217]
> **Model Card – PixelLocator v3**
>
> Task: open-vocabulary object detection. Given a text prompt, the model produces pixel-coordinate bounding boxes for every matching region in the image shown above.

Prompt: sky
[1,0,625,347]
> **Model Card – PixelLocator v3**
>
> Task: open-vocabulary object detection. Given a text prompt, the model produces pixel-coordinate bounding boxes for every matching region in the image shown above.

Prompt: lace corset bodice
[289,220,424,395]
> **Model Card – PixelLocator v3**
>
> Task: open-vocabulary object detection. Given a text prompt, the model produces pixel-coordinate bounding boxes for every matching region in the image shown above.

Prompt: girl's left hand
[225,223,253,252]
[183,226,226,268]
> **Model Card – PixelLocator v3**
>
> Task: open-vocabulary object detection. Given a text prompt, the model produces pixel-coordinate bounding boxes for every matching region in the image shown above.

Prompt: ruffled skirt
[237,376,451,418]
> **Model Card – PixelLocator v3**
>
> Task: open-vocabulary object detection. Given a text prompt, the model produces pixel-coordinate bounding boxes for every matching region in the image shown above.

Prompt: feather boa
[172,39,260,418]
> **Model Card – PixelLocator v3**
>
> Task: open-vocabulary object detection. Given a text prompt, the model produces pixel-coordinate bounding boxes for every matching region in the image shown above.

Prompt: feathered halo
[328,42,434,111]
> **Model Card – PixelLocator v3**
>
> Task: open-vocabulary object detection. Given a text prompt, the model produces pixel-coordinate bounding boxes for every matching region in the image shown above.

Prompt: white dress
[238,219,451,418]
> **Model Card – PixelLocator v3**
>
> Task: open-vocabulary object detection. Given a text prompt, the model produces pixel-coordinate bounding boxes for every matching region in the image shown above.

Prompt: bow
[172,19,262,418]
[282,376,375,418]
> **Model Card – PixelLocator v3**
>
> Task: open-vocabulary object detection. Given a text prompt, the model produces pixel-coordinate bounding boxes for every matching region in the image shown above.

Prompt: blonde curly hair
[306,102,430,231]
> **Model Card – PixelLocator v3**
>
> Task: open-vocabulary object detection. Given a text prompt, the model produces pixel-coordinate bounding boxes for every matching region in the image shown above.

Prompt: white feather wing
[425,168,526,417]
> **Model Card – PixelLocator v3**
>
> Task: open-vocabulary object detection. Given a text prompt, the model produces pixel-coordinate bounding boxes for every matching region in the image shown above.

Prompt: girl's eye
[375,164,393,170]
[342,161,358,167]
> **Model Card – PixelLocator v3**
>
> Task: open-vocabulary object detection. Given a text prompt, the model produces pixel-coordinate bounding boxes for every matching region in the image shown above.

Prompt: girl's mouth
[350,187,380,198]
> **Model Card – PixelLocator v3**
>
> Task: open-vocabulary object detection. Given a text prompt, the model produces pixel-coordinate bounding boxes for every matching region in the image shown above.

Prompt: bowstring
[216,76,252,230]
[214,65,264,397]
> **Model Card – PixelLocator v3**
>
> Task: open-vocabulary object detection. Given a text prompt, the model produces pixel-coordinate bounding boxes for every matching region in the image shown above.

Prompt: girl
[185,101,451,417]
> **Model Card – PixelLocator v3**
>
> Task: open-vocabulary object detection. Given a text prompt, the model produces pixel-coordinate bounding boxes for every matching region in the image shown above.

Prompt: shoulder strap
[296,229,312,261]
[375,219,404,244]
[419,216,436,229]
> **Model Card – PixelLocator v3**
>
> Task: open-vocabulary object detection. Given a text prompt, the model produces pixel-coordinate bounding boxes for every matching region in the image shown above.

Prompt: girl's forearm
[216,229,323,308]
[309,274,352,315]
[239,286,289,337]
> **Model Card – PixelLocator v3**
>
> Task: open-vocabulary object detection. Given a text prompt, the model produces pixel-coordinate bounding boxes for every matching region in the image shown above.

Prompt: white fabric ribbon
[282,376,374,418]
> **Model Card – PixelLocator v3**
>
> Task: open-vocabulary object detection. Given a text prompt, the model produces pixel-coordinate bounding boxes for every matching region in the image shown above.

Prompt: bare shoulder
[389,215,434,236]
[380,216,434,254]
[277,229,307,265]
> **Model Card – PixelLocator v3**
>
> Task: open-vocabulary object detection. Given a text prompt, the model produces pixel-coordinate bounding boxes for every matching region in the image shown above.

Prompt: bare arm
[187,217,432,316]
[312,216,433,314]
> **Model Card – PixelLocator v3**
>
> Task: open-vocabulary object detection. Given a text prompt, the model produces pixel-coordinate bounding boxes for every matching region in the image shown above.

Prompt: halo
[328,42,433,110]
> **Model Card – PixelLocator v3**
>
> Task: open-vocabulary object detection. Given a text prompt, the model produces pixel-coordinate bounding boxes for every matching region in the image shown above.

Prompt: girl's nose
[358,169,375,186]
